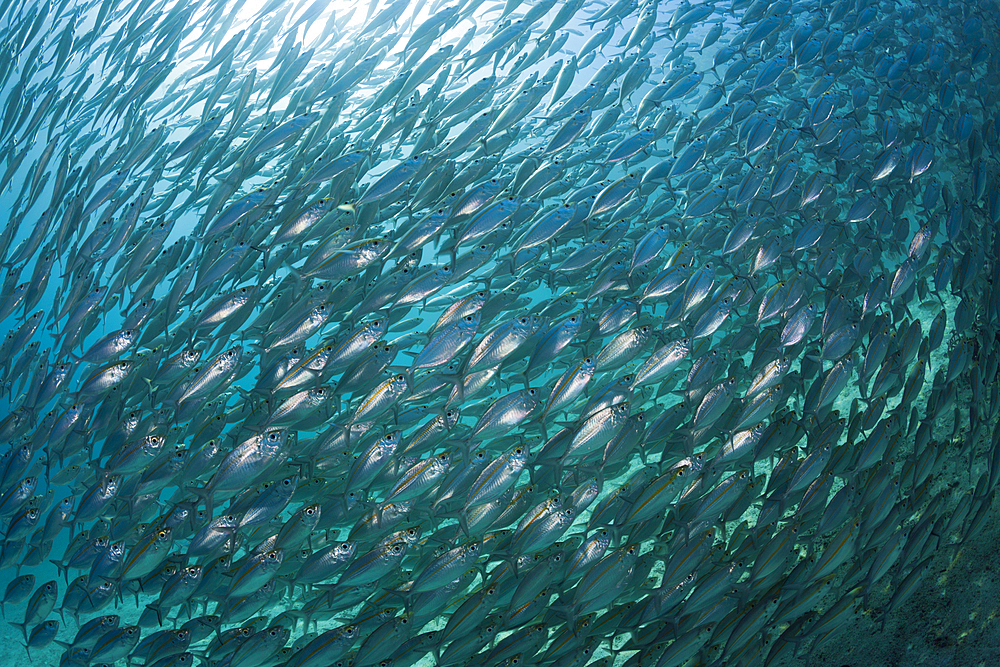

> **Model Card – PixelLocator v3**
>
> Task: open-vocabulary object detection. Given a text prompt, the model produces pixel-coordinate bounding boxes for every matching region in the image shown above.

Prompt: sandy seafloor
[1,289,995,667]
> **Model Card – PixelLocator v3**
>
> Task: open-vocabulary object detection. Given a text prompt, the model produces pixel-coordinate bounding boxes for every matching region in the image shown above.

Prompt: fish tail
[8,620,26,641]
[252,243,271,270]
[184,484,215,520]
[146,602,164,626]
[457,510,472,539]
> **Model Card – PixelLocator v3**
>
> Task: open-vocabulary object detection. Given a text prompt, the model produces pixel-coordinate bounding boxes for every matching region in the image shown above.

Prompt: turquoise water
[0,0,998,665]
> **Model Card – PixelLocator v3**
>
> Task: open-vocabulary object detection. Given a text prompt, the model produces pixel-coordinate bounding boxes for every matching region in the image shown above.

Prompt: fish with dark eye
[147,566,203,625]
[299,237,391,282]
[343,430,401,495]
[349,373,409,425]
[338,539,408,589]
[91,624,142,664]
[232,474,299,528]
[542,354,596,420]
[1,574,34,616]
[226,549,285,598]
[283,623,360,667]
[384,451,452,504]
[470,387,540,441]
[410,313,480,374]
[25,619,59,659]
[174,346,243,408]
[11,580,58,640]
[190,429,288,512]
[296,541,357,586]
[465,443,529,509]
[121,527,174,581]
[345,153,430,210]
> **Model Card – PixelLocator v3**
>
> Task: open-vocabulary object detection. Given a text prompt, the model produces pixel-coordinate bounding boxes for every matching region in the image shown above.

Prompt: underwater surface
[0,0,998,665]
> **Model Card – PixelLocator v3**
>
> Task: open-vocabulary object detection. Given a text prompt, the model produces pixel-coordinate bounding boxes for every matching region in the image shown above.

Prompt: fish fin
[184,484,215,520]
[457,510,472,539]
[7,620,27,641]
[49,559,70,583]
[146,602,164,626]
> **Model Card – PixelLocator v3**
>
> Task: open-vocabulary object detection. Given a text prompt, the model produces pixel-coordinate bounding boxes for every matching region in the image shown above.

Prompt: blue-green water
[0,0,998,665]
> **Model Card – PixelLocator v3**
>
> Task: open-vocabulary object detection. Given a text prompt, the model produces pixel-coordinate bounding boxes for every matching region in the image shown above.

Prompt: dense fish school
[0,0,999,664]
